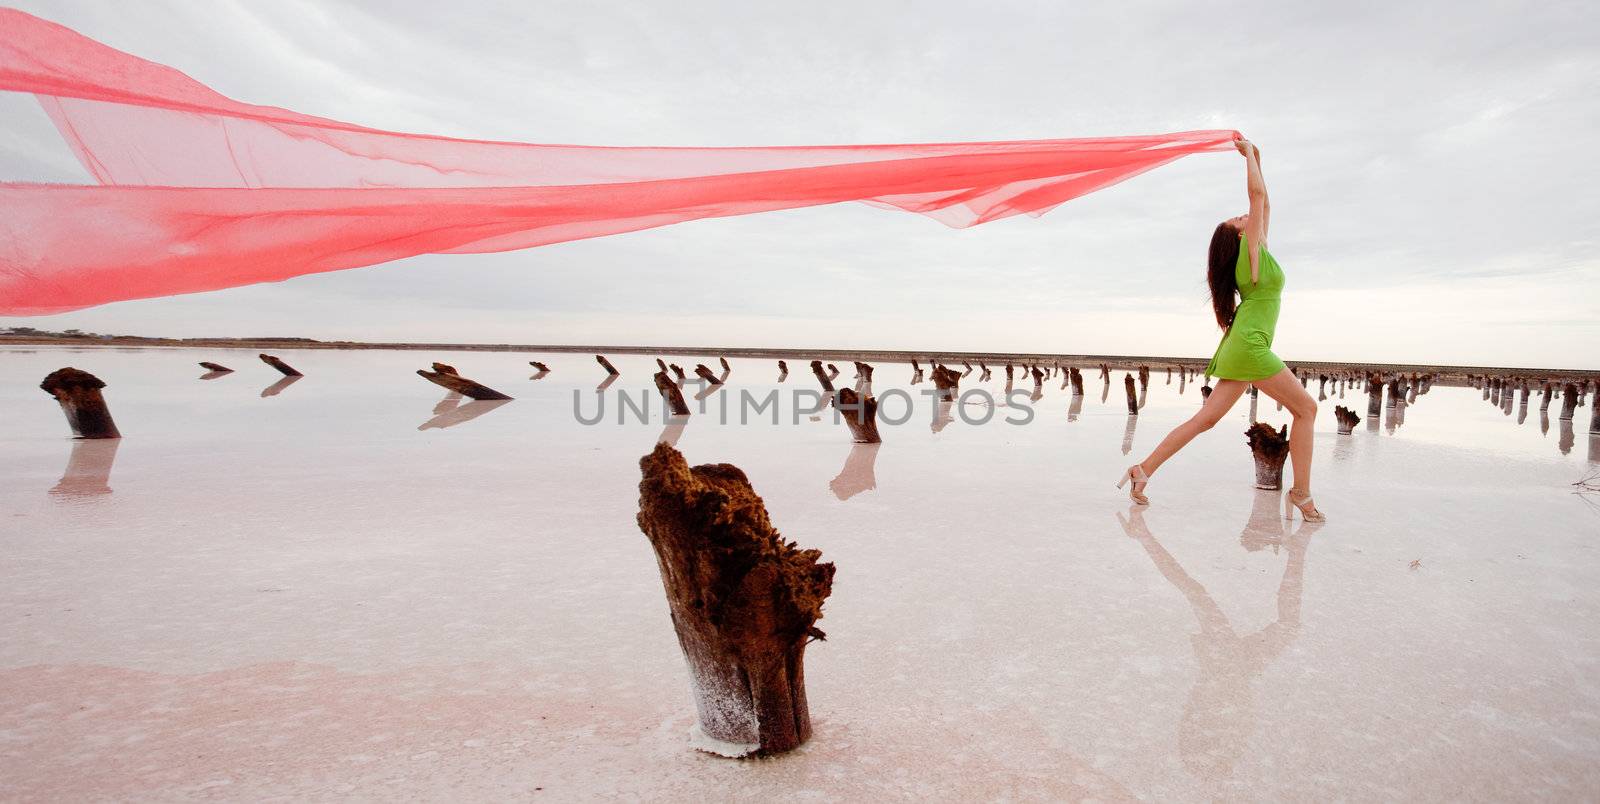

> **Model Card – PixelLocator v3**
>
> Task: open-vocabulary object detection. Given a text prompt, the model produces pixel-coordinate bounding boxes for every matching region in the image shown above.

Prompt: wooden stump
[635,443,834,757]
[695,364,723,386]
[1070,368,1085,396]
[1124,374,1138,415]
[931,365,960,400]
[529,360,551,372]
[809,360,835,393]
[657,358,670,374]
[777,360,789,379]
[596,355,621,376]
[719,357,732,374]
[1560,384,1579,421]
[671,363,687,381]
[825,363,840,381]
[1591,385,1600,435]
[1366,374,1383,418]
[654,370,690,416]
[834,387,881,444]
[1137,365,1150,389]
[198,361,232,372]
[259,353,302,376]
[40,368,121,439]
[1334,405,1360,434]
[416,367,513,400]
[854,361,874,382]
[1245,422,1290,490]
[1005,364,1015,381]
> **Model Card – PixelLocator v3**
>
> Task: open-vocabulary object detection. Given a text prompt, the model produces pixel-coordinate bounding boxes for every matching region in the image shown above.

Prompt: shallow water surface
[2,347,1596,800]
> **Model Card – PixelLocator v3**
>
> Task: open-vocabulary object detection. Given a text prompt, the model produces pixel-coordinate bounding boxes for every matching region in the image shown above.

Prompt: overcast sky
[2,0,1596,368]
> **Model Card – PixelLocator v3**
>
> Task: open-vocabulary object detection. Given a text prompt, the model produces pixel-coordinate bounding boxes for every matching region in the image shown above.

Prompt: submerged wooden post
[777,360,789,379]
[1334,405,1360,434]
[657,358,670,374]
[810,360,835,393]
[931,365,960,400]
[1123,374,1138,415]
[1246,422,1290,490]
[1138,365,1150,389]
[834,387,881,444]
[824,363,840,381]
[654,370,690,416]
[1590,385,1600,434]
[596,355,621,376]
[1070,368,1084,396]
[719,357,732,374]
[259,353,302,376]
[1560,383,1579,421]
[671,363,687,381]
[635,443,835,758]
[416,366,513,400]
[529,360,551,372]
[198,361,232,372]
[40,368,121,439]
[854,361,874,382]
[695,364,723,385]
[1366,374,1383,418]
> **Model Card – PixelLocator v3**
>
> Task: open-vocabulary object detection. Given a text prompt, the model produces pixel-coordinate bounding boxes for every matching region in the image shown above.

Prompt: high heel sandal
[1116,464,1150,505]
[1286,488,1326,522]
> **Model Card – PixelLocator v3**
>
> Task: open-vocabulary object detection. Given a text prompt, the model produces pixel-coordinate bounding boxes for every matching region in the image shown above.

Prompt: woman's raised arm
[1235,138,1269,283]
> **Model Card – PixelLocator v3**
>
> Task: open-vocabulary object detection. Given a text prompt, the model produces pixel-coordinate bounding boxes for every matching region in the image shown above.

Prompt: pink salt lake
[2,346,1596,800]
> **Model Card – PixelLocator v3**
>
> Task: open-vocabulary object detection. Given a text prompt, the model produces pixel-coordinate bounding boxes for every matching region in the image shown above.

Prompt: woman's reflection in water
[1117,498,1321,785]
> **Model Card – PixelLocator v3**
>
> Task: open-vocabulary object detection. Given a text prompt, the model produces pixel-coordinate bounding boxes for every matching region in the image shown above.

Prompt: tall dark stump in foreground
[40,368,121,439]
[259,353,302,376]
[1246,422,1290,490]
[636,443,835,757]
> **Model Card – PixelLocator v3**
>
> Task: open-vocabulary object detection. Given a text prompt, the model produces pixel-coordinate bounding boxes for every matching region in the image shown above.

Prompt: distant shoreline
[3,334,1594,381]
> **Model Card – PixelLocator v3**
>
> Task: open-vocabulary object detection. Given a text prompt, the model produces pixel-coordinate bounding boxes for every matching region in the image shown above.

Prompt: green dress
[1206,233,1287,381]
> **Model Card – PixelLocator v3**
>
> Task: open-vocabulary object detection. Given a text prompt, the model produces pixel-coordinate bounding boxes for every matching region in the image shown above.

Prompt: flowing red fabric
[0,9,1238,315]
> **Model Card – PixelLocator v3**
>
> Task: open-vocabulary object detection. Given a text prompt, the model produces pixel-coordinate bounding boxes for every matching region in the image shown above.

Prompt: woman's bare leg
[1252,369,1318,492]
[1138,380,1248,476]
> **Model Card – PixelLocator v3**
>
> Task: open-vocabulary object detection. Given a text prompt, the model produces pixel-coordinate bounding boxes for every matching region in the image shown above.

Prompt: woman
[1117,137,1324,521]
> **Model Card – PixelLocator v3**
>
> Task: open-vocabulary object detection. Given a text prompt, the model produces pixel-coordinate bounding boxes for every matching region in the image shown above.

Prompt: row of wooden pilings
[32,354,1594,759]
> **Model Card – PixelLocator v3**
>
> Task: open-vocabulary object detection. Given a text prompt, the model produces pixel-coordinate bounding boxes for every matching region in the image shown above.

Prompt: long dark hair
[1207,221,1242,329]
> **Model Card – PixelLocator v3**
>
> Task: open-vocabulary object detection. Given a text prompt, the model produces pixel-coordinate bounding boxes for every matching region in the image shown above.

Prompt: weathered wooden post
[962,361,974,376]
[657,358,670,374]
[416,366,513,400]
[695,364,723,386]
[825,363,840,381]
[259,353,302,376]
[529,360,551,372]
[810,360,835,393]
[1590,384,1600,434]
[1540,382,1553,411]
[1070,367,1085,396]
[1138,365,1150,390]
[671,363,687,382]
[654,370,690,416]
[931,365,960,400]
[834,387,881,444]
[1123,374,1138,415]
[40,368,121,439]
[1366,374,1383,418]
[1246,422,1290,490]
[1005,364,1015,381]
[1560,384,1579,421]
[199,361,232,373]
[1334,405,1360,434]
[854,361,874,382]
[636,443,834,758]
[1031,366,1045,392]
[777,360,789,381]
[720,357,732,374]
[596,355,621,376]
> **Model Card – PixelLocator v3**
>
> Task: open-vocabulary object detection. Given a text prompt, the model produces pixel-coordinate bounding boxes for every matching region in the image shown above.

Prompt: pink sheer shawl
[0,8,1238,315]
